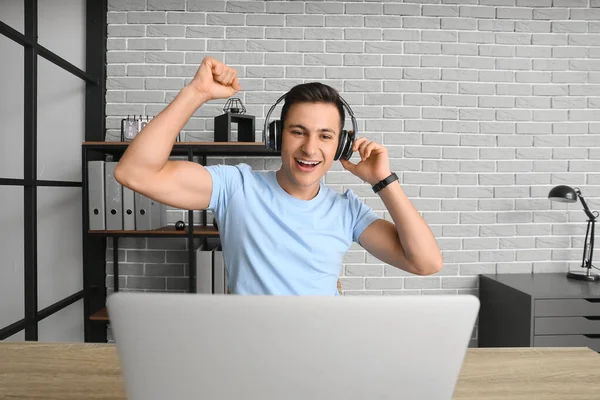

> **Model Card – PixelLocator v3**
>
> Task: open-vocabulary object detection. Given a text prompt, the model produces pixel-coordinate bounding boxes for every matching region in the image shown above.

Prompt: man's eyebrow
[288,124,338,135]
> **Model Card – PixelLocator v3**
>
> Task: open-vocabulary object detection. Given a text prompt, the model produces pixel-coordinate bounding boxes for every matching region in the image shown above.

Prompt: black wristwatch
[372,173,399,194]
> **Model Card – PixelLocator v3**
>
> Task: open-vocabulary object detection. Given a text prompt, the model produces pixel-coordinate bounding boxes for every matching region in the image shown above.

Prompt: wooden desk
[1,343,600,399]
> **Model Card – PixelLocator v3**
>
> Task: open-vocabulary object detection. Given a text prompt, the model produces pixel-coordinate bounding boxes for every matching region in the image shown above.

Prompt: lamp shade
[548,185,577,203]
[223,98,246,114]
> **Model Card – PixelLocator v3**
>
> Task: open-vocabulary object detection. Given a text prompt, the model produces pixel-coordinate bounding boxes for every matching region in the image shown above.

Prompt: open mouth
[295,158,321,172]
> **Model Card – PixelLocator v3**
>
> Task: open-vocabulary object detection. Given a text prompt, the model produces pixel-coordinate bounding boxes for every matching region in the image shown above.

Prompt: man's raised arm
[114,57,241,210]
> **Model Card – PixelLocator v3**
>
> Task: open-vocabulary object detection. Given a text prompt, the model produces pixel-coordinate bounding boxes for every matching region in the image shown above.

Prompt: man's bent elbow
[114,163,143,192]
[410,256,444,276]
[113,163,128,186]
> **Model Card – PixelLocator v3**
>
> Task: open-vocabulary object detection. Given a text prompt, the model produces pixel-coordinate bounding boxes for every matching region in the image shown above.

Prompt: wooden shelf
[88,225,219,237]
[82,141,280,157]
[89,308,108,321]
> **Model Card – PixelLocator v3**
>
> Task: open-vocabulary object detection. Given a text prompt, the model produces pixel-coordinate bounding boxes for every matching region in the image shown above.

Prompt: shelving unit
[82,141,280,341]
[88,225,219,237]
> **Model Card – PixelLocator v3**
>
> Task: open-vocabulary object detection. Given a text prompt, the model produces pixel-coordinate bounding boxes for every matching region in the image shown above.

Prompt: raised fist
[189,56,241,101]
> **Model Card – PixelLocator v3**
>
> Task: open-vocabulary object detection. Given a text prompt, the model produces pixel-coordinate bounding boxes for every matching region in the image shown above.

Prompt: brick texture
[106,0,600,345]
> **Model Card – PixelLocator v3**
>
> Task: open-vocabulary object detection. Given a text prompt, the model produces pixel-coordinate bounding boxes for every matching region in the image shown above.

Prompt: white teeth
[297,159,320,165]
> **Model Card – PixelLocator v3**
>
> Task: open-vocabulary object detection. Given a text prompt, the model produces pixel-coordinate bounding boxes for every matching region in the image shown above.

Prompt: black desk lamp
[548,185,598,282]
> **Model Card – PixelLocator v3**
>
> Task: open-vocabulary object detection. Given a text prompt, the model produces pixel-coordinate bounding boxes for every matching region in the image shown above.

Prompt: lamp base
[567,270,600,282]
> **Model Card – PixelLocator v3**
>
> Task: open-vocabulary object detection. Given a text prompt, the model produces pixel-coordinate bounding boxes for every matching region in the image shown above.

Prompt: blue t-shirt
[205,163,380,296]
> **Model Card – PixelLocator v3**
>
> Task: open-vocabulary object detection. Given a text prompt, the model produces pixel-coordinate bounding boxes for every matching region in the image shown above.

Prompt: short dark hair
[280,82,345,133]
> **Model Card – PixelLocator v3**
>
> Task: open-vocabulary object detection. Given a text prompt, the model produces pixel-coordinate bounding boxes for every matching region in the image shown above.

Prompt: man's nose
[301,135,319,155]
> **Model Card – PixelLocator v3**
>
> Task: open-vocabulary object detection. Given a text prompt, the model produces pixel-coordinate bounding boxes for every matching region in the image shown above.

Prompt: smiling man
[115,56,443,295]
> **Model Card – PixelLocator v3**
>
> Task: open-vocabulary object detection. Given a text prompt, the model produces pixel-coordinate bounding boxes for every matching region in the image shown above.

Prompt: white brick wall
[105,0,600,323]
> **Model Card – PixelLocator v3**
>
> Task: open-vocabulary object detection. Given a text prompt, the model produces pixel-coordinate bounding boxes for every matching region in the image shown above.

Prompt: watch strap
[372,172,398,193]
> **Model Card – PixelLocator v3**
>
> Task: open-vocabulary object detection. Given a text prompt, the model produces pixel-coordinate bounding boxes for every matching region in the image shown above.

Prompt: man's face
[279,101,342,190]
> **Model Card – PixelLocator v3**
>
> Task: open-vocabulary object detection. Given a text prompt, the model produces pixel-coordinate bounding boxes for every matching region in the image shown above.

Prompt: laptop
[107,292,479,400]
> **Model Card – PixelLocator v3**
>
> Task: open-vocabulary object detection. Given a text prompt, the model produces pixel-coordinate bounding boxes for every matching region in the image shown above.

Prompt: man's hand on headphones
[188,56,241,102]
[340,137,392,186]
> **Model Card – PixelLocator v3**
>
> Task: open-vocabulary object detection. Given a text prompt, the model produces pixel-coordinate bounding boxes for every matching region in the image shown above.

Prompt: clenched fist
[189,56,241,101]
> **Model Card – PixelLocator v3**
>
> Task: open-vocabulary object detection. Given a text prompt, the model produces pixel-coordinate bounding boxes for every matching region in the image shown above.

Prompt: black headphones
[263,92,358,161]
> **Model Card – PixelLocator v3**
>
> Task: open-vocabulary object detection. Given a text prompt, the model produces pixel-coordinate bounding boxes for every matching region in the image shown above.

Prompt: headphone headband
[263,92,287,144]
[339,96,358,137]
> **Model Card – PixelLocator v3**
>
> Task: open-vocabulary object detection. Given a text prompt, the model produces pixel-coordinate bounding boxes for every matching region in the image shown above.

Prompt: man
[115,56,443,295]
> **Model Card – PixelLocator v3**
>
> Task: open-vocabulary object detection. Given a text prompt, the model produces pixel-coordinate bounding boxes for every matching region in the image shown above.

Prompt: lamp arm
[576,190,597,222]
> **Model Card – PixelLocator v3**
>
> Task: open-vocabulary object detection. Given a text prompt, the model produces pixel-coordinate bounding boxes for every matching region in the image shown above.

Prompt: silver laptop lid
[107,293,479,400]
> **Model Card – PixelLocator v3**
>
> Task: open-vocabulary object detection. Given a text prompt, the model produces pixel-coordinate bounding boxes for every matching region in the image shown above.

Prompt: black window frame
[0,0,107,341]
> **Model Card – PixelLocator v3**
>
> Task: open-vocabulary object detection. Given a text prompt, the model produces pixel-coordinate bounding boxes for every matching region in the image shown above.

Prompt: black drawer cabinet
[479,273,600,352]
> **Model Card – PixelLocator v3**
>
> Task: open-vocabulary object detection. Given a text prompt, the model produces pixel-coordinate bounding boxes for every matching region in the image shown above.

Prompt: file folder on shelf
[195,243,213,294]
[88,161,106,230]
[195,239,227,294]
[133,192,167,231]
[104,161,123,230]
[123,187,136,230]
[134,192,151,230]
[149,198,167,230]
[213,244,227,294]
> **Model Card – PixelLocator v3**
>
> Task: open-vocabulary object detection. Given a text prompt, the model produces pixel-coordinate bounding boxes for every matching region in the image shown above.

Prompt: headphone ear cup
[342,130,355,161]
[274,120,282,152]
[333,130,346,161]
[334,130,347,161]
[268,120,281,151]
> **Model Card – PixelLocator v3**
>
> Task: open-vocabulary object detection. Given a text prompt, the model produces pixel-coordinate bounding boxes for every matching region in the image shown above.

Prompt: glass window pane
[38,0,86,71]
[38,299,84,342]
[37,187,83,310]
[37,56,85,182]
[4,330,26,342]
[0,0,24,34]
[0,35,24,179]
[0,186,25,329]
